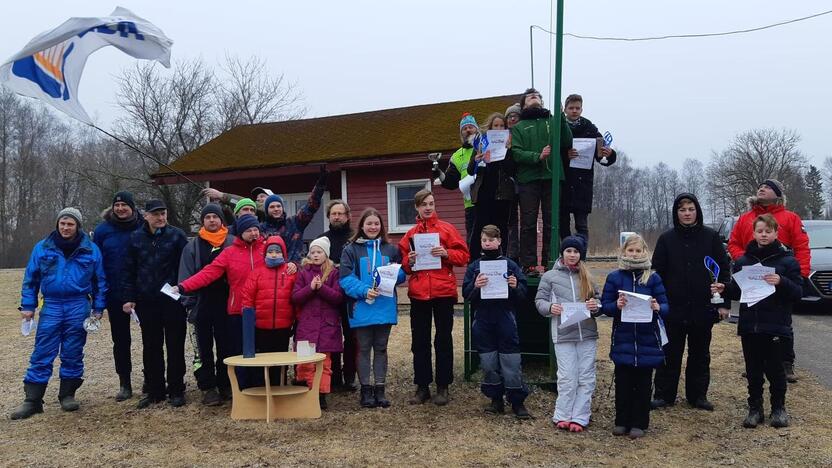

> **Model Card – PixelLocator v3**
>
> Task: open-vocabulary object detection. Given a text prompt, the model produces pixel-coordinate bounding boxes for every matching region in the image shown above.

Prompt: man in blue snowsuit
[11,208,107,420]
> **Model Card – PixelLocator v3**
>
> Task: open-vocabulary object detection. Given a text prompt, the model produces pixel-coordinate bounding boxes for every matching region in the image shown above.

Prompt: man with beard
[93,191,143,401]
[727,179,810,383]
[433,112,481,242]
[510,88,573,275]
[322,200,357,390]
[178,203,235,406]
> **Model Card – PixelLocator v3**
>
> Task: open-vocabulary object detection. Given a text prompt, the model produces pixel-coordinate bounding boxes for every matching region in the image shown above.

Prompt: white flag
[0,7,173,124]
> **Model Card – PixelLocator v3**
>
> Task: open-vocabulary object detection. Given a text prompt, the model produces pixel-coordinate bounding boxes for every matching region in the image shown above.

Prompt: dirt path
[0,268,830,467]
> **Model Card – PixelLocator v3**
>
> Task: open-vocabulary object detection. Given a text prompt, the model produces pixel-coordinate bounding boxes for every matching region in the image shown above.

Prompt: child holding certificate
[462,225,530,419]
[711,214,802,429]
[600,234,669,439]
[535,236,600,432]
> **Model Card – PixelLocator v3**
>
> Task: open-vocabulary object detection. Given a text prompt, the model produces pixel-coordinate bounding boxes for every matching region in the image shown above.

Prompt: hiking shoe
[512,403,531,419]
[374,385,390,408]
[168,394,186,408]
[770,407,790,428]
[612,426,628,436]
[485,398,505,414]
[628,428,645,439]
[115,375,133,402]
[433,386,449,406]
[743,407,764,428]
[137,394,165,409]
[691,398,714,411]
[409,386,431,405]
[360,385,376,408]
[201,389,222,407]
[650,398,673,410]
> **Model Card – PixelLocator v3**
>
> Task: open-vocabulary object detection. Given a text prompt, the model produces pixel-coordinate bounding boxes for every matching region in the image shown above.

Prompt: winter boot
[512,403,531,419]
[374,385,390,408]
[360,385,376,408]
[770,406,790,428]
[319,394,328,410]
[409,385,431,405]
[115,374,133,402]
[219,386,233,401]
[10,382,47,420]
[484,398,505,414]
[58,378,83,412]
[784,362,798,383]
[342,374,359,392]
[432,386,449,406]
[742,400,764,428]
[201,388,222,407]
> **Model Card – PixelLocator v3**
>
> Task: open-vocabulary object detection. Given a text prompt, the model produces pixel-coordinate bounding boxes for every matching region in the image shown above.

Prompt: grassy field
[0,267,830,467]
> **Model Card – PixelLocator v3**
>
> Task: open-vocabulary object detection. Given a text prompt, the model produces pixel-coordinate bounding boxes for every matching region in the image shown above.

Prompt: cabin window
[387,179,430,233]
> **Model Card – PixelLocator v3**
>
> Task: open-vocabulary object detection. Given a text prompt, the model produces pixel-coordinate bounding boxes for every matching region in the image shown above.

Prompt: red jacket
[728,202,810,277]
[240,237,297,330]
[399,213,469,300]
[179,236,266,316]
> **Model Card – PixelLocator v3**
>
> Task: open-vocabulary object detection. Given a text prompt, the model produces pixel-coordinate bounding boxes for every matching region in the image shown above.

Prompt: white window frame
[387,179,430,234]
[281,190,331,232]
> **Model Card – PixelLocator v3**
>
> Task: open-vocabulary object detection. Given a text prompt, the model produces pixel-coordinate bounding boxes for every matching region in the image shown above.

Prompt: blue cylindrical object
[242,307,255,358]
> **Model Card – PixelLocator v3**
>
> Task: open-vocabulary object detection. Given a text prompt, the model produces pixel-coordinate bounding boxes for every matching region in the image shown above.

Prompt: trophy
[704,256,722,304]
[366,269,381,305]
[428,152,443,185]
[601,131,613,164]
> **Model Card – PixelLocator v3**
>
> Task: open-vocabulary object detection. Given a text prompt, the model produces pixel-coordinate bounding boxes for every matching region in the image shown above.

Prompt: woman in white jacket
[535,236,600,432]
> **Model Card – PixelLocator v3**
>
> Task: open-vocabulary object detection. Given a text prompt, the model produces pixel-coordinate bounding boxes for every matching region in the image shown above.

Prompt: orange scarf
[199,226,228,248]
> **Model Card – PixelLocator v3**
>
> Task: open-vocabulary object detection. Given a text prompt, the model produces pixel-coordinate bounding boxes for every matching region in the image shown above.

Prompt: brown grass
[0,268,830,467]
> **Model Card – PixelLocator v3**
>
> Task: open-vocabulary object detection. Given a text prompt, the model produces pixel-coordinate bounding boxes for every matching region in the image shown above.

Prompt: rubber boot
[10,382,47,420]
[374,385,390,408]
[115,374,133,402]
[359,385,376,408]
[409,385,431,405]
[742,400,764,428]
[58,378,83,412]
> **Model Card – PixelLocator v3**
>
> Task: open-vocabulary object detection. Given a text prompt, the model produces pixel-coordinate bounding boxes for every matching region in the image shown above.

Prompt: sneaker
[568,422,585,433]
[628,428,645,439]
[484,398,505,414]
[556,420,571,430]
[201,389,222,407]
[512,403,531,420]
[612,426,628,436]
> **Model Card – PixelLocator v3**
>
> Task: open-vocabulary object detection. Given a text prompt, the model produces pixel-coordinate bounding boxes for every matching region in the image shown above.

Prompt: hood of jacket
[672,192,705,229]
[519,106,551,121]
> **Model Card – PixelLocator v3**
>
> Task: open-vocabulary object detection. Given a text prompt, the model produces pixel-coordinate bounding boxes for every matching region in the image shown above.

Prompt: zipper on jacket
[568,272,583,341]
[272,268,278,329]
[632,271,638,367]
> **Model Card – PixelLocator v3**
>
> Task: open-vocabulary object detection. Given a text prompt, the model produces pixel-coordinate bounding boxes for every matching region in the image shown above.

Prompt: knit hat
[233,198,257,215]
[560,235,587,260]
[266,243,283,255]
[309,236,331,258]
[505,103,521,117]
[200,203,225,225]
[761,179,784,198]
[520,87,542,110]
[235,214,259,234]
[264,194,285,211]
[112,191,136,211]
[459,112,478,130]
[56,207,82,229]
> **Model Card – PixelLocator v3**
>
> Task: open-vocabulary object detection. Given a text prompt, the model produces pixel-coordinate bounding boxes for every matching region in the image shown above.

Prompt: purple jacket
[291,263,344,352]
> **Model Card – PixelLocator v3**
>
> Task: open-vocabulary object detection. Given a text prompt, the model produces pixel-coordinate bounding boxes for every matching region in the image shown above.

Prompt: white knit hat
[309,236,331,258]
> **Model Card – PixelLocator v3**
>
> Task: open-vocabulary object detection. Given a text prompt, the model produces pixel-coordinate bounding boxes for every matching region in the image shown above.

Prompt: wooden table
[223,352,325,421]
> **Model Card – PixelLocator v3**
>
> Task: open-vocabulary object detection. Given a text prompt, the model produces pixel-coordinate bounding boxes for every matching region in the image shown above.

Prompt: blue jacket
[339,238,405,328]
[462,256,527,314]
[21,231,108,310]
[601,269,669,368]
[93,209,141,304]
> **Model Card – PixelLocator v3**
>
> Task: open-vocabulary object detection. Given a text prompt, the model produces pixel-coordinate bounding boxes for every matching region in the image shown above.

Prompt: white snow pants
[554,339,597,426]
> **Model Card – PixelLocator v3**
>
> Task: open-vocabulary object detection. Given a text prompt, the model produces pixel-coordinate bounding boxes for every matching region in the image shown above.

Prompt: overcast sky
[1,1,830,170]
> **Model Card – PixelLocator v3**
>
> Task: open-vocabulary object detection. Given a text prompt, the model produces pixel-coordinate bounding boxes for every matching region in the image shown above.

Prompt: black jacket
[122,222,188,303]
[563,116,616,213]
[467,154,516,204]
[323,224,353,267]
[728,240,802,338]
[652,193,731,325]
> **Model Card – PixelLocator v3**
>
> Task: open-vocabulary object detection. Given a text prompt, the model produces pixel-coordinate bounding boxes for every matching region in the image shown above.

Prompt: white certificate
[486,130,509,162]
[459,174,475,202]
[619,290,653,323]
[570,138,596,169]
[733,263,776,305]
[559,302,591,329]
[480,260,508,299]
[161,282,181,300]
[413,233,442,271]
[375,263,402,297]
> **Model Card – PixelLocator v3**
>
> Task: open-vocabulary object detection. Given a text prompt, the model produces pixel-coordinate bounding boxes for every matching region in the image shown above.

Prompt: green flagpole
[549,0,564,268]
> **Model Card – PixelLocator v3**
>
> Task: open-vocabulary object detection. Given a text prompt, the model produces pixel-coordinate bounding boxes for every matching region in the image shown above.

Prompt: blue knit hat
[561,235,587,260]
[264,194,285,211]
[459,112,478,130]
[235,214,259,235]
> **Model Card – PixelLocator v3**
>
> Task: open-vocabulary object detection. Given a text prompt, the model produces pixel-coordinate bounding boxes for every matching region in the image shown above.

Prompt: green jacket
[510,111,573,184]
[441,147,475,209]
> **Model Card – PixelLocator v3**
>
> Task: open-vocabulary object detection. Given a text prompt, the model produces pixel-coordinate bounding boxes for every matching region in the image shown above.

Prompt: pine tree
[805,165,825,220]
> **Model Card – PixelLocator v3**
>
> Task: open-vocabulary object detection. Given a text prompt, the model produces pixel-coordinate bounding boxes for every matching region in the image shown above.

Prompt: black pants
[518,180,552,268]
[741,333,787,408]
[106,299,133,378]
[464,206,476,251]
[136,299,186,398]
[654,321,713,404]
[411,298,456,387]
[559,210,589,243]
[781,335,795,365]
[194,303,232,392]
[331,304,357,385]
[252,328,291,385]
[470,199,513,260]
[615,365,653,430]
[506,200,520,261]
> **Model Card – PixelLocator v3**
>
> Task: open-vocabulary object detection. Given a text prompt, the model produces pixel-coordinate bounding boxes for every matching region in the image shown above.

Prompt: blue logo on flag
[11,42,75,100]
[603,131,614,147]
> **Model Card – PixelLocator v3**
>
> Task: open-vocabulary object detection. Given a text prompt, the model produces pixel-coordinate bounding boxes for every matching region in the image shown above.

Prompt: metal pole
[549,0,564,268]
[529,25,535,88]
